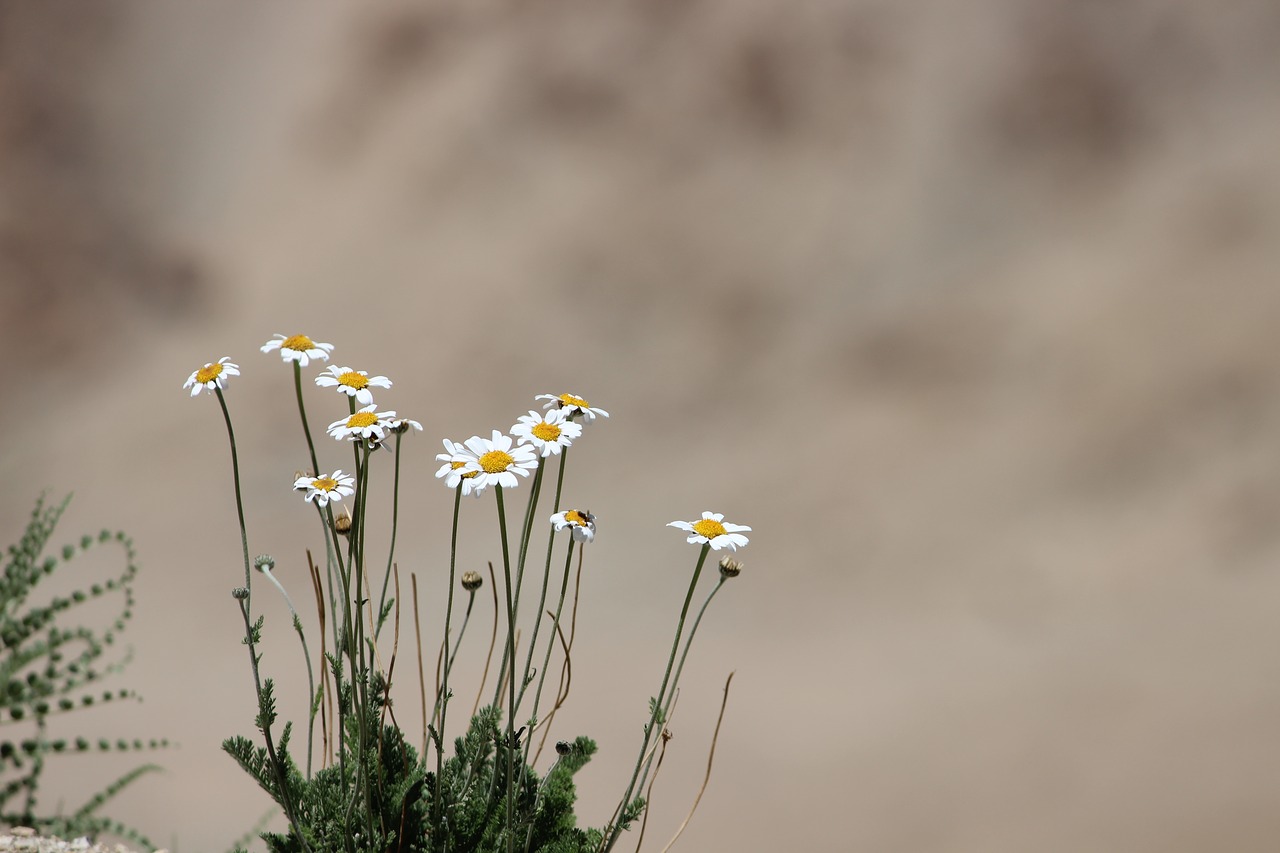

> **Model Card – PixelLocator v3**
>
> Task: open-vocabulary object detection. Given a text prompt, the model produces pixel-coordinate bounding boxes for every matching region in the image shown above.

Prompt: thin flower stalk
[258,558,319,781]
[433,483,463,834]
[635,575,729,800]
[213,388,253,592]
[603,543,711,853]
[494,485,519,853]
[375,429,406,638]
[291,362,322,484]
[513,449,569,714]
[520,535,578,779]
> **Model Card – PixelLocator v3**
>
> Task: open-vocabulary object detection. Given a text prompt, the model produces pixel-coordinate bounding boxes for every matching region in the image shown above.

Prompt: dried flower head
[334,510,353,536]
[718,556,743,578]
[535,392,609,423]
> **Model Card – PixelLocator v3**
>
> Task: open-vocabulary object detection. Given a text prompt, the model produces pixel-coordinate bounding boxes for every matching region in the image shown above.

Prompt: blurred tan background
[4,1,1280,850]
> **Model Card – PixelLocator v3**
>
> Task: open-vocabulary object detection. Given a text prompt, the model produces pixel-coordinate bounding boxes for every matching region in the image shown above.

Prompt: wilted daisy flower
[667,511,751,552]
[512,408,582,457]
[328,404,397,443]
[183,357,239,396]
[551,509,596,543]
[435,438,483,497]
[462,431,539,491]
[293,470,355,507]
[261,333,334,367]
[386,415,423,435]
[315,366,392,405]
[535,392,609,423]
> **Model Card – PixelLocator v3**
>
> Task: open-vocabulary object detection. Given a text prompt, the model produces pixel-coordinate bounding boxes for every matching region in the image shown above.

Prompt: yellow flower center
[449,461,479,479]
[347,412,379,428]
[479,450,514,474]
[565,510,589,526]
[692,519,727,540]
[559,393,590,408]
[338,372,369,390]
[283,334,315,351]
[531,421,562,442]
[195,363,223,384]
[312,477,339,492]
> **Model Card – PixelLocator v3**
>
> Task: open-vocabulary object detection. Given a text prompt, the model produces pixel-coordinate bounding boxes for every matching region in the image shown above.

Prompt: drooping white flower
[551,509,597,543]
[328,405,397,443]
[435,438,483,497]
[462,430,539,491]
[260,333,334,367]
[511,408,582,457]
[293,470,356,507]
[667,512,751,552]
[386,415,423,434]
[183,357,239,396]
[315,366,392,405]
[534,392,609,423]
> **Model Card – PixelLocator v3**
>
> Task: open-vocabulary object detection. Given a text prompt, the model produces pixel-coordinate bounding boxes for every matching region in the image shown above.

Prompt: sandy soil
[4,1,1280,851]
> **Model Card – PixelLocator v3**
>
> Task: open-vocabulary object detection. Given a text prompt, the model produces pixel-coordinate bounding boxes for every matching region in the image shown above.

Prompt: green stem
[434,484,463,838]
[520,536,577,784]
[214,388,252,592]
[292,362,321,479]
[237,598,313,853]
[495,486,517,853]
[376,431,405,638]
[261,566,319,781]
[603,544,710,853]
[514,452,568,713]
[635,576,727,798]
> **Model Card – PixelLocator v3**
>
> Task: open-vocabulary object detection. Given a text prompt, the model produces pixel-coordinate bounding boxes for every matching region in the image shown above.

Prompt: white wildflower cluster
[183,337,752,550]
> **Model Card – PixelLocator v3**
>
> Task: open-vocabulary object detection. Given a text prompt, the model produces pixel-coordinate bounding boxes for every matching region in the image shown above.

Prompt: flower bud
[718,556,742,579]
[334,511,353,536]
[555,741,571,756]
[253,555,275,572]
[232,587,250,600]
[462,571,483,591]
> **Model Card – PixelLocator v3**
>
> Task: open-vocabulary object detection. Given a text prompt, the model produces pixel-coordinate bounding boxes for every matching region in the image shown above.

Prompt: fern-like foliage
[226,658,626,852]
[0,495,164,850]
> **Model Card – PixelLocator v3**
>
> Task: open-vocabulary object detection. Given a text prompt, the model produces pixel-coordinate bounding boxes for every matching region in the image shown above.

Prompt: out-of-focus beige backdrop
[4,1,1280,851]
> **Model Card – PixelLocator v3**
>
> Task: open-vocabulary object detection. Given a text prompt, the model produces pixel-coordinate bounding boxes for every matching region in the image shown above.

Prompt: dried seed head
[334,511,353,536]
[555,741,571,756]
[253,555,275,572]
[461,571,483,591]
[718,556,743,579]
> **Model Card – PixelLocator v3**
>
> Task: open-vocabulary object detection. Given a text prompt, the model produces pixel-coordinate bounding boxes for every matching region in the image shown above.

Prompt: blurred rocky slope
[3,1,1280,851]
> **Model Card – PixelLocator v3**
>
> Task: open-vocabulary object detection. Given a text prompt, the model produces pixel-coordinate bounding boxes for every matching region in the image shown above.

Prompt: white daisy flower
[293,470,356,507]
[511,408,582,457]
[462,430,539,491]
[183,357,239,396]
[315,366,392,405]
[551,509,597,543]
[535,392,609,423]
[667,511,751,552]
[435,438,483,497]
[327,404,397,443]
[260,333,334,367]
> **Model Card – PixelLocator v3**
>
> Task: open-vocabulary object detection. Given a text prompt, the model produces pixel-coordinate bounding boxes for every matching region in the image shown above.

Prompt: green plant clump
[188,338,748,853]
[0,494,164,850]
